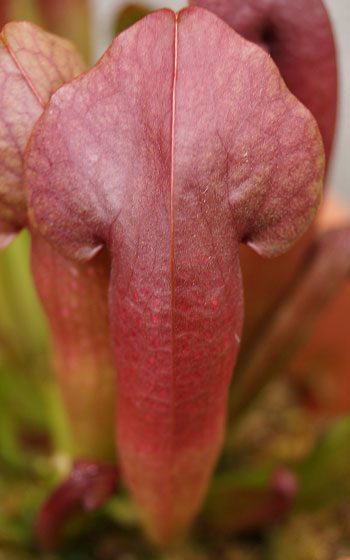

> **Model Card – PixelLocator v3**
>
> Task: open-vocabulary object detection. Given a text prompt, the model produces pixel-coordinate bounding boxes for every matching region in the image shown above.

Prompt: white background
[90,0,350,204]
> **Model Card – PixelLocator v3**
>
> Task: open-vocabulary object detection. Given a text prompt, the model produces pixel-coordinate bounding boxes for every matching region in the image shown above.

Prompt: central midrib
[169,12,179,477]
[2,34,45,108]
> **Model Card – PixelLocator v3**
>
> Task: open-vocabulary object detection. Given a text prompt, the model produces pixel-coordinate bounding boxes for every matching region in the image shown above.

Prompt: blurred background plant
[0,1,349,559]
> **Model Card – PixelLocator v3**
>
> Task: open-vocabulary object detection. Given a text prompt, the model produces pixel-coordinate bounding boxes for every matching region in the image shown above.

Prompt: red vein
[170,14,179,464]
[1,34,45,108]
